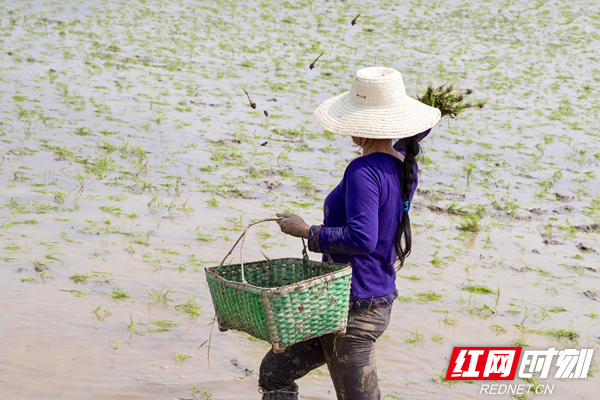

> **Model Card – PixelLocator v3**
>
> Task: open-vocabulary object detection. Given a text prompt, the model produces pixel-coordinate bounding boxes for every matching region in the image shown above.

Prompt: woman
[258,67,441,400]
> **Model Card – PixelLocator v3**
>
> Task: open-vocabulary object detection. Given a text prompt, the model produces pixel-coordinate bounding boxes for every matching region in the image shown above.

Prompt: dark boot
[258,383,299,400]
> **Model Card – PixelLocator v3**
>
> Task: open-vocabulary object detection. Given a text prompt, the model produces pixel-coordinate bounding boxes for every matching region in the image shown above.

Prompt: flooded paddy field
[0,0,599,398]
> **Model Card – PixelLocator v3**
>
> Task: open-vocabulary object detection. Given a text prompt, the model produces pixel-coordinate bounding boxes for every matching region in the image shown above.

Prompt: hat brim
[313,91,441,139]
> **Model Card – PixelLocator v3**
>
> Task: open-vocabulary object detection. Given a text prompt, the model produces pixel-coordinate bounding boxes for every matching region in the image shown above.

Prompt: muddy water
[1,0,599,399]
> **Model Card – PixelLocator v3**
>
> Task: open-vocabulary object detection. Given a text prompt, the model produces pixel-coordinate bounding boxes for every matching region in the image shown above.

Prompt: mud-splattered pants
[258,302,393,400]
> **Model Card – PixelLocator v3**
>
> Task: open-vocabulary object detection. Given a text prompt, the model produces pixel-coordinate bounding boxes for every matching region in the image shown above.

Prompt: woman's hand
[276,213,310,239]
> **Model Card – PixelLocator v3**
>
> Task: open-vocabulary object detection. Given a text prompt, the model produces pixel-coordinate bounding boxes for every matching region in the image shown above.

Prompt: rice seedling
[400,274,422,281]
[532,307,551,322]
[33,260,48,271]
[464,303,497,318]
[381,391,408,400]
[111,338,125,350]
[106,194,128,202]
[109,287,131,300]
[542,328,580,342]
[431,335,444,344]
[416,85,482,119]
[126,314,139,337]
[461,284,496,294]
[457,213,481,232]
[206,198,219,208]
[99,206,122,216]
[93,303,112,319]
[184,387,212,400]
[148,320,179,332]
[148,287,173,303]
[532,266,553,277]
[74,127,92,136]
[403,327,424,344]
[514,304,535,327]
[547,306,567,313]
[172,351,192,363]
[60,231,77,244]
[175,290,202,316]
[510,392,532,400]
[36,270,54,283]
[70,273,90,284]
[546,286,559,296]
[414,291,443,303]
[432,369,458,388]
[510,335,531,348]
[490,324,507,334]
[309,47,330,70]
[59,289,91,297]
[429,251,449,268]
[125,211,139,220]
[160,248,179,255]
[54,191,66,204]
[581,359,600,378]
[241,86,256,109]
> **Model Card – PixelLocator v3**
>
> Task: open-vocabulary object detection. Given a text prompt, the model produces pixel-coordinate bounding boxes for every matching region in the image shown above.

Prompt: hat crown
[348,67,406,108]
[312,66,441,139]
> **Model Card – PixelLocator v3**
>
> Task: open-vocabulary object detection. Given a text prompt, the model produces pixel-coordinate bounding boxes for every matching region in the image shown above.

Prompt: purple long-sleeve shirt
[309,129,431,301]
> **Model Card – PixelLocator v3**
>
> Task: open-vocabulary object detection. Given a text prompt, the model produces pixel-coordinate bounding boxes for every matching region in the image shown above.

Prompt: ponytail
[394,136,421,269]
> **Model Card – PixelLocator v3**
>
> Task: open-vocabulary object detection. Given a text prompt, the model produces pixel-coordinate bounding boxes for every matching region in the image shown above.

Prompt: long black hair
[394,135,421,269]
[360,137,421,268]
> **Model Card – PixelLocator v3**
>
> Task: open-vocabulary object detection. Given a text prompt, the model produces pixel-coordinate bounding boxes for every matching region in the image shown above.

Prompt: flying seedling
[241,86,256,109]
[309,47,332,70]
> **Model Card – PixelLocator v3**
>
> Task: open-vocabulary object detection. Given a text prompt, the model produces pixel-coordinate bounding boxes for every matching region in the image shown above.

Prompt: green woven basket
[205,218,352,353]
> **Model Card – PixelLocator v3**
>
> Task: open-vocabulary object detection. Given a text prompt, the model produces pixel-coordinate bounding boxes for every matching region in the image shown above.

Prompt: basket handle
[302,237,333,264]
[219,217,329,284]
[219,217,284,284]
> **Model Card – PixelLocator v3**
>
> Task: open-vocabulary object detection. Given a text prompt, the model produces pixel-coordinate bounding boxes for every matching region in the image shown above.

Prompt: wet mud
[1,0,599,399]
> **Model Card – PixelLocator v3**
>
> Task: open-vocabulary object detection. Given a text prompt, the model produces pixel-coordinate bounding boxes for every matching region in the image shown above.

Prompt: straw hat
[313,67,441,139]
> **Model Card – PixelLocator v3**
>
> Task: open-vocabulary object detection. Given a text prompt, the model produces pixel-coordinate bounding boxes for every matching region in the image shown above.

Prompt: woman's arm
[310,160,380,255]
